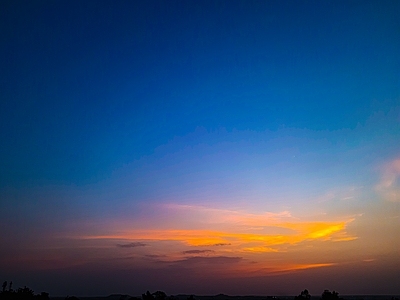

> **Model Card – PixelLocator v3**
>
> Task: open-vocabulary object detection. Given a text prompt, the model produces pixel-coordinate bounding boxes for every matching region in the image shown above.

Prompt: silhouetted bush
[153,292,166,300]
[321,290,343,300]
[142,291,168,300]
[142,291,154,300]
[295,290,311,300]
[0,283,49,300]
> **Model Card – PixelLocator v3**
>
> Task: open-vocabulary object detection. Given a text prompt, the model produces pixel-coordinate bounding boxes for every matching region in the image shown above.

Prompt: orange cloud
[68,203,357,275]
[79,219,355,250]
[220,261,337,277]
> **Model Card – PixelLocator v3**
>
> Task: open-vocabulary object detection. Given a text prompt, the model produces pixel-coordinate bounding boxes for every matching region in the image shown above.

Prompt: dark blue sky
[1,1,400,296]
[1,0,399,186]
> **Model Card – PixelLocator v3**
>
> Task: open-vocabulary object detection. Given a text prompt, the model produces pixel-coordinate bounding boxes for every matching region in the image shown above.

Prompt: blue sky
[0,0,399,296]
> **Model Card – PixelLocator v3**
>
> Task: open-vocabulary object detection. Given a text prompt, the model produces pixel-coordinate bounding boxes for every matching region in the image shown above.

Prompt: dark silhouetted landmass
[2,283,399,300]
[0,282,49,300]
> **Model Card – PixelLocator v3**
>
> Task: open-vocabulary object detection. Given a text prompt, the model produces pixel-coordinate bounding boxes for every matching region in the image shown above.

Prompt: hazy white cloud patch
[376,158,400,202]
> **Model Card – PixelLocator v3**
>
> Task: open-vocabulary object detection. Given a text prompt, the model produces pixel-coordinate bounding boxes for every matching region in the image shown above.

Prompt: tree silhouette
[0,283,49,300]
[141,291,168,300]
[295,290,311,300]
[142,291,154,300]
[152,291,166,300]
[321,290,341,300]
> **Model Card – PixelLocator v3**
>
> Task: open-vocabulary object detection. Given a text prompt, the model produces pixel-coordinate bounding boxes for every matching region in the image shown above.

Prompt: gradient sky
[1,0,400,297]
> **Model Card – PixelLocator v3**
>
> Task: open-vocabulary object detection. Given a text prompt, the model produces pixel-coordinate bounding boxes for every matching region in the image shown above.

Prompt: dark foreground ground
[51,295,400,300]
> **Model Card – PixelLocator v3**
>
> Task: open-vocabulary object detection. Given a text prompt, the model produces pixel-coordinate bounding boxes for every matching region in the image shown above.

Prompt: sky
[0,0,400,297]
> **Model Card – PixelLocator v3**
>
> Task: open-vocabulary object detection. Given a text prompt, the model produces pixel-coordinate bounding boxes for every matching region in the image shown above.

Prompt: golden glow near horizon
[54,157,400,281]
[70,205,359,275]
[78,208,356,248]
[1,155,398,297]
[4,157,398,287]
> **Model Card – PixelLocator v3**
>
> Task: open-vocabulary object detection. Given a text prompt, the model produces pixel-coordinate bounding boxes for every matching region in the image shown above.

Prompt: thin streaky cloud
[81,218,356,249]
[116,242,147,248]
[172,255,243,265]
[182,249,214,254]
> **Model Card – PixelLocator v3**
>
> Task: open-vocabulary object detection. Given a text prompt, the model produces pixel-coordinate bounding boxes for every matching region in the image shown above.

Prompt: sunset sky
[0,0,399,297]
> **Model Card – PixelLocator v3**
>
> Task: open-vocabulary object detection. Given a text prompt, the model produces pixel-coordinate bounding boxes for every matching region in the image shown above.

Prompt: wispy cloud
[71,203,357,275]
[163,203,293,228]
[172,256,242,265]
[182,249,214,255]
[83,218,356,250]
[78,203,357,253]
[241,246,279,253]
[376,158,400,202]
[116,242,146,248]
[145,254,166,258]
[277,263,337,273]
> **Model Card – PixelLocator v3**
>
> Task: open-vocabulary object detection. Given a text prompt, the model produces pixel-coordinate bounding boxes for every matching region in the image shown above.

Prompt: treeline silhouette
[295,289,342,300]
[294,289,344,300]
[140,291,194,300]
[1,283,399,300]
[294,289,399,300]
[1,281,49,300]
